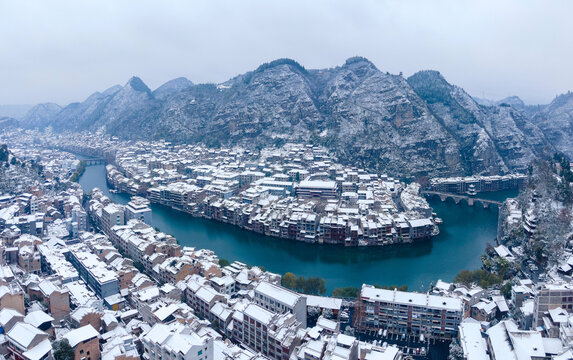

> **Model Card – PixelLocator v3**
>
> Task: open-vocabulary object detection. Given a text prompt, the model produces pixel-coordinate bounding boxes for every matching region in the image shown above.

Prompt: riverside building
[355,284,463,339]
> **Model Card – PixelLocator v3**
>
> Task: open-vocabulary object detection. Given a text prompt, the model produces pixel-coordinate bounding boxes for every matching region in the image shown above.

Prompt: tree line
[282,272,326,295]
[69,160,86,182]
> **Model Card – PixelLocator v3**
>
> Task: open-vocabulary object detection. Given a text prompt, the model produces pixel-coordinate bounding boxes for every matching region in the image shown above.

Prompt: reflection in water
[152,205,435,265]
[79,163,517,293]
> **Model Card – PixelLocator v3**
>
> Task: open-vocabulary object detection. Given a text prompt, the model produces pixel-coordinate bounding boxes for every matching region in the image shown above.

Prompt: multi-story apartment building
[142,323,213,360]
[125,197,152,225]
[408,218,434,240]
[155,257,194,285]
[0,282,26,314]
[159,182,195,209]
[356,285,463,339]
[18,245,41,274]
[254,281,307,328]
[71,205,88,233]
[186,283,226,320]
[232,303,300,360]
[296,180,337,199]
[209,276,236,296]
[101,204,125,234]
[5,214,43,236]
[66,248,120,301]
[6,322,52,360]
[63,325,101,360]
[318,216,347,244]
[239,171,265,186]
[29,280,71,322]
[109,222,180,270]
[534,283,573,326]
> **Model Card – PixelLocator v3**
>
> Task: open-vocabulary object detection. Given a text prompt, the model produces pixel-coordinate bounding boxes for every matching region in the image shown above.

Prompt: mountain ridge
[17,57,571,178]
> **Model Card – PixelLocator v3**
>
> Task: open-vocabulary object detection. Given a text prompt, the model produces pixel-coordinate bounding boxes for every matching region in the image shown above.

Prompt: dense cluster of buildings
[0,180,410,359]
[100,141,436,247]
[9,147,82,182]
[1,130,573,359]
[0,142,405,359]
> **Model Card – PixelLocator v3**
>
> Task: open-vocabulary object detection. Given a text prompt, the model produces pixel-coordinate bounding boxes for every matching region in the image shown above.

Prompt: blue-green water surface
[79,163,517,293]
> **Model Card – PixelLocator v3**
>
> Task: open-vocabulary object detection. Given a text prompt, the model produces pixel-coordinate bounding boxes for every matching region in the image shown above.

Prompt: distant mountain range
[5,57,573,178]
[0,104,32,119]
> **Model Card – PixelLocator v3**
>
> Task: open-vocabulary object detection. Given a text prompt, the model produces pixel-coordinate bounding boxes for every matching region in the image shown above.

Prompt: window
[198,350,203,356]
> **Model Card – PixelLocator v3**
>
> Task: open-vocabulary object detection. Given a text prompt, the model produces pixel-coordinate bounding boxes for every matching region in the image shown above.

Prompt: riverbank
[106,176,435,248]
[79,163,517,293]
[69,160,86,182]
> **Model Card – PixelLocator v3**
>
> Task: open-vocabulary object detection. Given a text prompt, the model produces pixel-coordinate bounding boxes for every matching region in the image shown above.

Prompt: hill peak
[252,58,307,75]
[126,76,151,94]
[408,70,447,84]
[153,77,194,99]
[344,56,374,67]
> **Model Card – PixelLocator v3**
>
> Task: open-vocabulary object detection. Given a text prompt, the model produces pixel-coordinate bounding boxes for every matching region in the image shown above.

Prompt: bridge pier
[467,198,474,206]
[439,195,446,202]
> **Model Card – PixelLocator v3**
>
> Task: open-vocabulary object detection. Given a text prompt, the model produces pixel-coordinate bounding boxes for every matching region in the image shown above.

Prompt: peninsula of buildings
[20,130,440,247]
[107,143,438,247]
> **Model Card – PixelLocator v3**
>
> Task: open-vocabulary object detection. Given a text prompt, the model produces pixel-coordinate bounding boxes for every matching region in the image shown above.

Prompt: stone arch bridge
[421,191,503,209]
[82,158,107,166]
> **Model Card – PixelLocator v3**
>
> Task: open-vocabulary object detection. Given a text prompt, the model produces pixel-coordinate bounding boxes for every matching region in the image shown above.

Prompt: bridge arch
[473,199,501,209]
[459,197,473,207]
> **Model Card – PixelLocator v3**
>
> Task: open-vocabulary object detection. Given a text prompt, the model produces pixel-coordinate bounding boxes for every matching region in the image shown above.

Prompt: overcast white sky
[1,0,572,105]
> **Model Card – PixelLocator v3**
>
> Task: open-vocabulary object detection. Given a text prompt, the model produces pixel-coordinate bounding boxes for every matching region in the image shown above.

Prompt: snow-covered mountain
[18,57,567,178]
[530,92,573,159]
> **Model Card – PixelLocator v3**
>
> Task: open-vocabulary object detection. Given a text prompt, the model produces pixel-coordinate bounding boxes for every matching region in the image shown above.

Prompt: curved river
[79,163,517,293]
